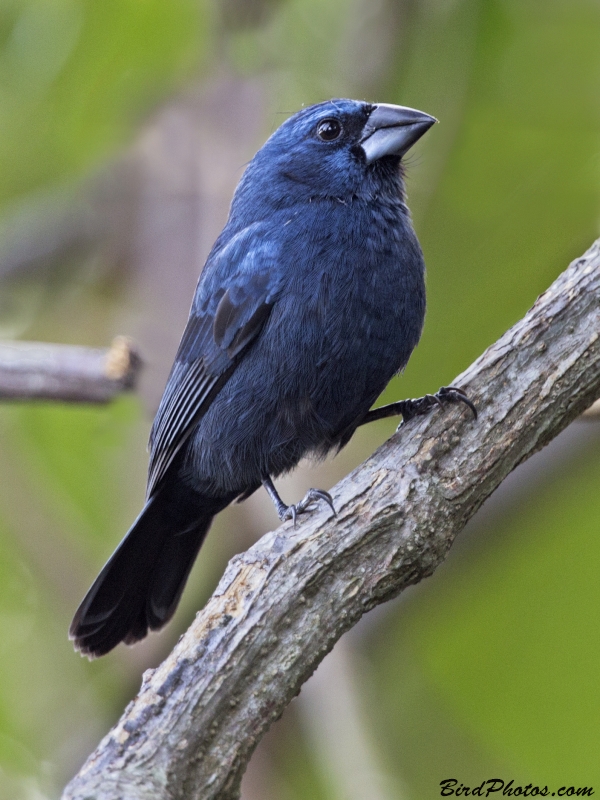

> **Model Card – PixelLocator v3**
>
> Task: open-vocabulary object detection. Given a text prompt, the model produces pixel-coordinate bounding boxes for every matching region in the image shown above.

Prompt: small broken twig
[0,336,142,403]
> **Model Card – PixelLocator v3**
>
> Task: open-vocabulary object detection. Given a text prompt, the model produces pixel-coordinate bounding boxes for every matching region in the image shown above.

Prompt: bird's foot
[280,488,336,527]
[262,476,336,528]
[359,386,477,428]
[398,385,477,427]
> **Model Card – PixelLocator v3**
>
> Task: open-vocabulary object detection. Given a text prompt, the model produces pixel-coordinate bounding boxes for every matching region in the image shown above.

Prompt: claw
[396,385,477,429]
[427,392,443,408]
[438,386,478,420]
[263,475,336,528]
[282,504,298,526]
[301,488,337,517]
[285,488,336,527]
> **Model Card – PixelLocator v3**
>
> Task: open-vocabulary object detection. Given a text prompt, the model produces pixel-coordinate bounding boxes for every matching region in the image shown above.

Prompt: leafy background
[0,0,599,797]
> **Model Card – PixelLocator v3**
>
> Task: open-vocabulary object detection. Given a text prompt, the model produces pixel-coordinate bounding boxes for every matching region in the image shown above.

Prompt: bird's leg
[262,475,336,527]
[359,386,477,428]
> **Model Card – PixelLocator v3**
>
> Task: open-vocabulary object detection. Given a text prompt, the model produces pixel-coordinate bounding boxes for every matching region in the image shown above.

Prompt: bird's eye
[316,118,342,142]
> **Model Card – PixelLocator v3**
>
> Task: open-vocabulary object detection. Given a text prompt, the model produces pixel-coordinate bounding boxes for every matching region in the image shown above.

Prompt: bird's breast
[261,199,426,430]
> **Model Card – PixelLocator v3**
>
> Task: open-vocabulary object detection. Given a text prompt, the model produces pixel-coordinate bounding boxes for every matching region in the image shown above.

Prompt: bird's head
[231,99,436,216]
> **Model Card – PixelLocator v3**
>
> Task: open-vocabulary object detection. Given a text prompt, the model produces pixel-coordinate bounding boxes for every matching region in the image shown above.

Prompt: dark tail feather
[69,485,233,658]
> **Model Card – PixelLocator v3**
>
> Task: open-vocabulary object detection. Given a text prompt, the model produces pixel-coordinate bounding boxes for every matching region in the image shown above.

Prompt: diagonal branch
[0,336,142,403]
[63,241,600,800]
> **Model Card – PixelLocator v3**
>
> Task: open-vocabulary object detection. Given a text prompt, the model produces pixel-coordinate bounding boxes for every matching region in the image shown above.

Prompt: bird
[70,99,476,658]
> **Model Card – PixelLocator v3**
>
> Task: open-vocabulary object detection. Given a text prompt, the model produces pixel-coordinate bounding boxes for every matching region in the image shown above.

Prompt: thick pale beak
[360,103,437,164]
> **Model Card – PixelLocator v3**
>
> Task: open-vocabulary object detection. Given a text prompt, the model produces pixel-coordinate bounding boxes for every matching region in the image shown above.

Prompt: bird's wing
[147,230,280,497]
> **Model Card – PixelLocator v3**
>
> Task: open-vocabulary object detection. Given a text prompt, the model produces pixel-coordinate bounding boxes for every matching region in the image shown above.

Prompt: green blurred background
[0,0,599,797]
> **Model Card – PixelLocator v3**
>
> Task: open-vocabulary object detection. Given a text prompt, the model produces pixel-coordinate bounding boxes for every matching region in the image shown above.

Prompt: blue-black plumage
[70,99,446,657]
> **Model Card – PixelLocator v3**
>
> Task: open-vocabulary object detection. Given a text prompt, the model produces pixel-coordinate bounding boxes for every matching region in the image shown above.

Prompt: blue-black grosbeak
[70,99,475,657]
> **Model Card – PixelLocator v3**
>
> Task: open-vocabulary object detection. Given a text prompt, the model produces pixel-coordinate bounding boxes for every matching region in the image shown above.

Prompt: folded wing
[147,229,280,497]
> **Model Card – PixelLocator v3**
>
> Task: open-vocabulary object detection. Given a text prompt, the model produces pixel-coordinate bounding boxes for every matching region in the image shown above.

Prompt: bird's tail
[69,484,233,658]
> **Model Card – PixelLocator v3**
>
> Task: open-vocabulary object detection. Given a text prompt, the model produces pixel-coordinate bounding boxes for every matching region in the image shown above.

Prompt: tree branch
[0,336,142,403]
[63,241,600,799]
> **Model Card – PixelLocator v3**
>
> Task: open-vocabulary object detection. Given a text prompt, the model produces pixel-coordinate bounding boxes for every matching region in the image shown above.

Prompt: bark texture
[0,336,141,402]
[63,241,600,799]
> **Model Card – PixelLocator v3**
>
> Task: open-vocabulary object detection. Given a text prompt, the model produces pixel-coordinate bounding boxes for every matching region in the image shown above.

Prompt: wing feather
[146,230,279,496]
